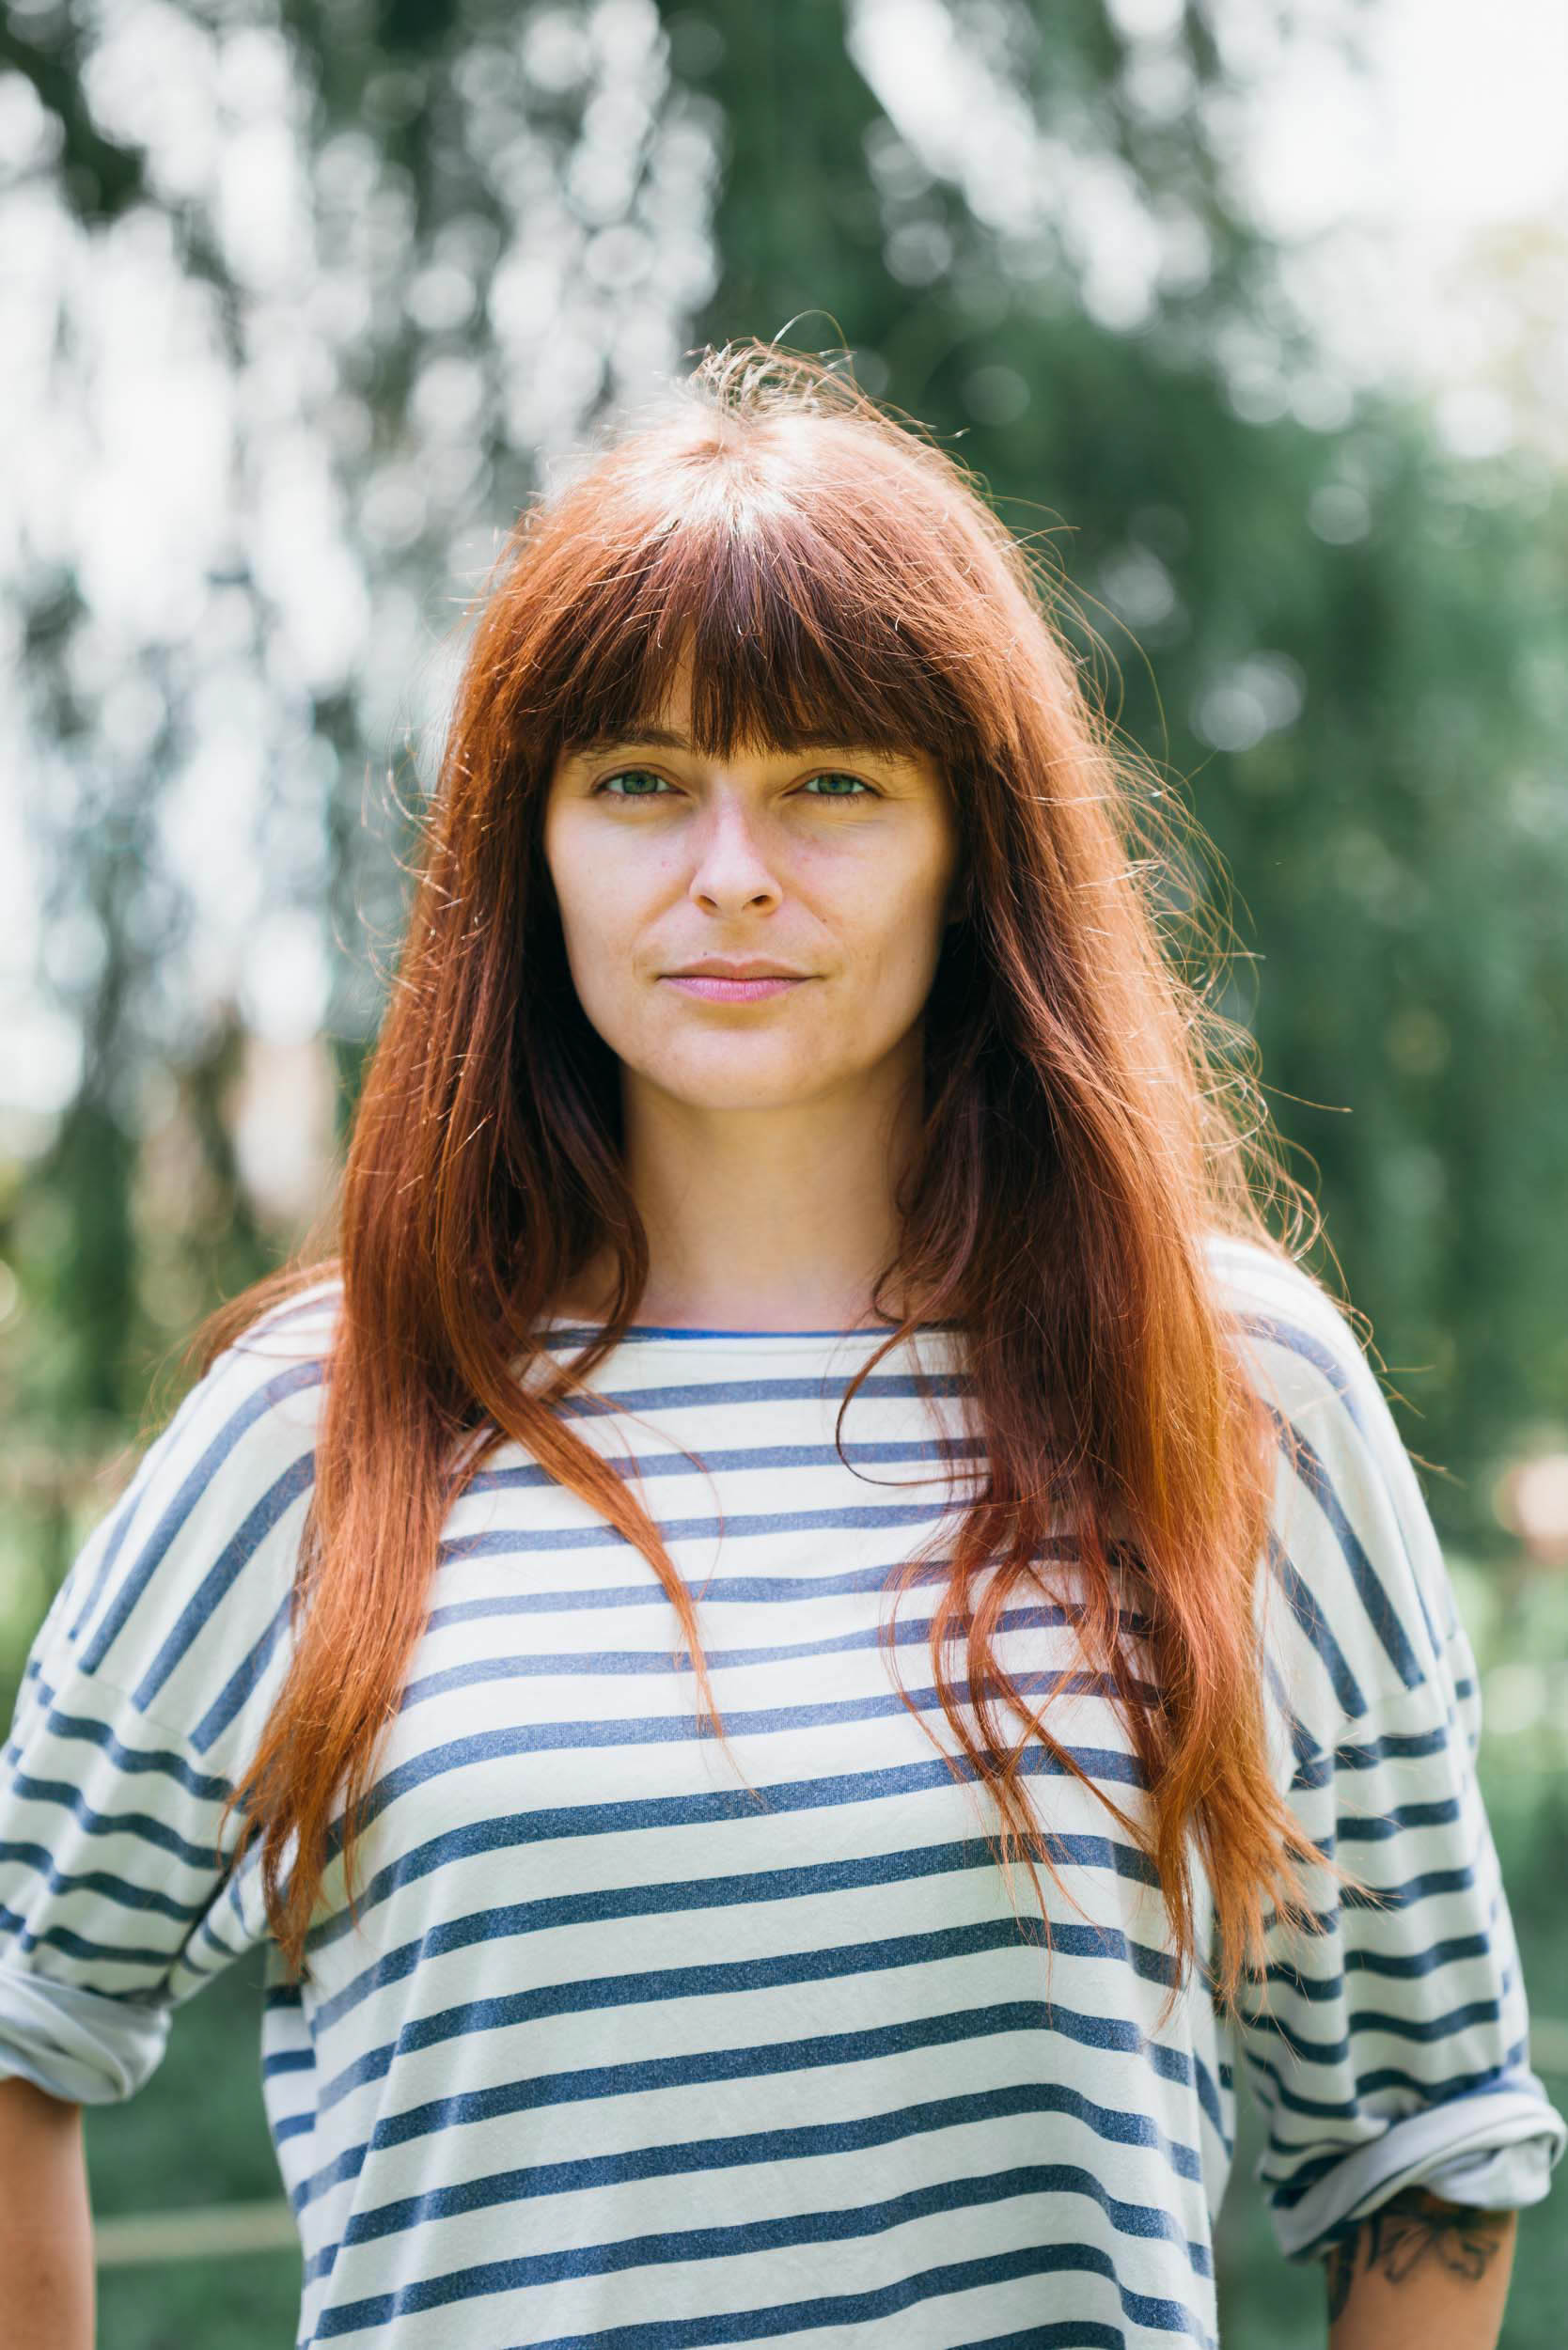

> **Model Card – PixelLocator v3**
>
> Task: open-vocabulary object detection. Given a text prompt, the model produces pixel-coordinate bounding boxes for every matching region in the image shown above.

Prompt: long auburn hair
[179,339,1373,2024]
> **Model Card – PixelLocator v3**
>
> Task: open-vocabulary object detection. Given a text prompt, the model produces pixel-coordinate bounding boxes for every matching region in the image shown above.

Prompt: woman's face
[541,655,964,1120]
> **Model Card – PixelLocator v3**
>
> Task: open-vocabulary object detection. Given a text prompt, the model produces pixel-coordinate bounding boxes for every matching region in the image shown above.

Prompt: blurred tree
[2,0,1564,1552]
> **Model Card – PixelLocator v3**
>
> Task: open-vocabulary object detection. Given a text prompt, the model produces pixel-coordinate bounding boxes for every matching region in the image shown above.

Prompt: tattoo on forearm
[1320,2186,1511,2322]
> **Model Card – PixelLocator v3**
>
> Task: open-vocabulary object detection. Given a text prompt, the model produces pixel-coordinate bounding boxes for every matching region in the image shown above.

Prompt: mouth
[660,975,809,1002]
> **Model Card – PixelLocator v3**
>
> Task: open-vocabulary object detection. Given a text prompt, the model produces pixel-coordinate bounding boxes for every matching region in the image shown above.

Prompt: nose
[683,798,786,912]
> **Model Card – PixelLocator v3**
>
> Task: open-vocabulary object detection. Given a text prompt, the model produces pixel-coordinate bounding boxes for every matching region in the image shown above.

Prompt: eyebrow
[566,726,911,760]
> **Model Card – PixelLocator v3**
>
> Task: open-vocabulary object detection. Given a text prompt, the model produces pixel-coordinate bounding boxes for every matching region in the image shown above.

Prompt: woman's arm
[0,2073,96,2349]
[1320,2186,1516,2350]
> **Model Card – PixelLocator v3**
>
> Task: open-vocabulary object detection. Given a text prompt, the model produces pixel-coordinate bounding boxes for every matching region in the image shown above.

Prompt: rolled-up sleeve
[1218,1251,1566,2259]
[0,1655,250,2104]
[0,1315,328,2105]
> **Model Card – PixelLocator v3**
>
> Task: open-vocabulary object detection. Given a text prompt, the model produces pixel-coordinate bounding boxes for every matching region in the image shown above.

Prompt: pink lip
[661,976,808,1002]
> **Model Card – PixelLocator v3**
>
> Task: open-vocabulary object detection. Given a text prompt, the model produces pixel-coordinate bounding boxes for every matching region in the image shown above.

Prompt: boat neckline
[541,1318,966,1343]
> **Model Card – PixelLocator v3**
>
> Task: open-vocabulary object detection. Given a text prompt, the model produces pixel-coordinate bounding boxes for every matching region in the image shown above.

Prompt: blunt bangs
[533,487,975,773]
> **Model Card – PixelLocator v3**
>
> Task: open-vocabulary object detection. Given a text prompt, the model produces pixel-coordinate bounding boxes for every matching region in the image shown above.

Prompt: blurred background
[2,0,1566,2340]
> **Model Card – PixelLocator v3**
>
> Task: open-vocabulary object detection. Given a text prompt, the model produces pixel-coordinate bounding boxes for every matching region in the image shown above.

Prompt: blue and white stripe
[0,1241,1560,2347]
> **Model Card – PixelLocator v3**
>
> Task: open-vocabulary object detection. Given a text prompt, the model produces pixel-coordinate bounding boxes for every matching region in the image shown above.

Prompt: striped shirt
[1,1235,1561,2348]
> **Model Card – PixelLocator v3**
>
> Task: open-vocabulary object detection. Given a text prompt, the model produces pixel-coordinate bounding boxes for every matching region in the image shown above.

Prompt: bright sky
[1231,0,1568,452]
[1376,0,1566,227]
[1243,0,1566,234]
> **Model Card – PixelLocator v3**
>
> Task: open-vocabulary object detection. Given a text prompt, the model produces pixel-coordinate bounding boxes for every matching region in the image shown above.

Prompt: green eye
[801,772,875,799]
[593,769,668,798]
[592,769,877,802]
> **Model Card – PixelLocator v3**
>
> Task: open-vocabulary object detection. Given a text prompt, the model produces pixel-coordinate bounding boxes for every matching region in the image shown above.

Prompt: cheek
[863,872,952,966]
[549,840,643,956]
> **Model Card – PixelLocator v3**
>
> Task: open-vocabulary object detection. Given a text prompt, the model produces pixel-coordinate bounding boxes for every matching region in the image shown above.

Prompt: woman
[0,341,1560,2350]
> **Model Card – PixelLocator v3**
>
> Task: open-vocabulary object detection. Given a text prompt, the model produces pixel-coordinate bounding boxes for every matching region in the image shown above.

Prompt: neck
[556,1058,931,1332]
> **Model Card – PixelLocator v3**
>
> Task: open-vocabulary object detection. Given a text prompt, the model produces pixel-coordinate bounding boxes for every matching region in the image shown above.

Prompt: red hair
[182,341,1372,2025]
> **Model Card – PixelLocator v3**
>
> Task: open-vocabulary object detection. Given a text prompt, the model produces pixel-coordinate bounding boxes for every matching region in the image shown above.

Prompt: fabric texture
[0,1242,1560,2348]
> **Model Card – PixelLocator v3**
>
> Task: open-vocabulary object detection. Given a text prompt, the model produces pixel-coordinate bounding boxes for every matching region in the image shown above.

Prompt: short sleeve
[1209,1240,1568,2259]
[0,1290,336,2106]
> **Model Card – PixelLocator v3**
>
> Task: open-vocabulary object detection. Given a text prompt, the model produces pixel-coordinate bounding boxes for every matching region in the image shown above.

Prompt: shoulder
[183,1276,344,1446]
[46,1278,344,1731]
[136,1276,344,1512]
[1200,1231,1460,1716]
[1201,1230,1397,1459]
